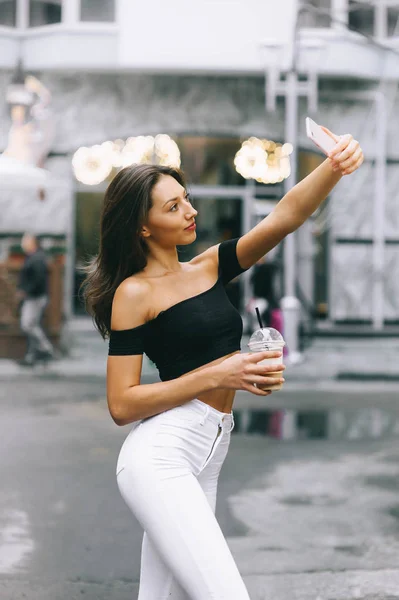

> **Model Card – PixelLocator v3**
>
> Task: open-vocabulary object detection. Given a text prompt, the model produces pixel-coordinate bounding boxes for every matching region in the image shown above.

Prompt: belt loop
[200,405,210,426]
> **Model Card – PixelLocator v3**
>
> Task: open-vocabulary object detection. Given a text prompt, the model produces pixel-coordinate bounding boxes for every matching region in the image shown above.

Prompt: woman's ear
[141,226,150,239]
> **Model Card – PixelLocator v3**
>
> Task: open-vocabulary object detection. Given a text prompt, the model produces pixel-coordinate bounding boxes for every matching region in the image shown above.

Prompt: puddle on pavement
[278,493,345,506]
[334,545,365,557]
[232,408,399,441]
[387,506,399,521]
[0,508,35,574]
[365,474,399,491]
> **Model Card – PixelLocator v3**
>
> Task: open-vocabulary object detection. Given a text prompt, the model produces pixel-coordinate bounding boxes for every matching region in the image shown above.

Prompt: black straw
[255,307,264,329]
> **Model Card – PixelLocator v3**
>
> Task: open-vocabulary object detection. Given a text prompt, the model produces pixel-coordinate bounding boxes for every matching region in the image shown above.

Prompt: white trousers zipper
[203,424,222,467]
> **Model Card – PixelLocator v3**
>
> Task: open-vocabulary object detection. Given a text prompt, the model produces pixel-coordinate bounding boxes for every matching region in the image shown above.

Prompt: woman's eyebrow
[163,197,178,207]
[162,191,188,207]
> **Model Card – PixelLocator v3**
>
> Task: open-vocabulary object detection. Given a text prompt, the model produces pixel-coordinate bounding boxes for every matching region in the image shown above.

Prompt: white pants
[116,399,250,600]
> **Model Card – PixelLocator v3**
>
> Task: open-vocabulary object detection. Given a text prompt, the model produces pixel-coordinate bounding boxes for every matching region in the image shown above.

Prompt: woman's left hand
[321,127,364,176]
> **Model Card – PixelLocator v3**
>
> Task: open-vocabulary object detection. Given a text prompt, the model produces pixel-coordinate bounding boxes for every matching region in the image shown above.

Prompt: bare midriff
[179,350,240,414]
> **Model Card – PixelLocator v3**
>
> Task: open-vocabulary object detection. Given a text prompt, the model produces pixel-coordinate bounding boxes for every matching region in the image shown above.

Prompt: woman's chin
[179,230,197,244]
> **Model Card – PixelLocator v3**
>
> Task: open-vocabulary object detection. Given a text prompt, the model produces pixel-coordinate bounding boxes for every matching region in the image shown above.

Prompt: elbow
[107,388,140,426]
[274,208,303,237]
[111,413,126,427]
[284,216,304,235]
[288,211,306,232]
[107,394,127,426]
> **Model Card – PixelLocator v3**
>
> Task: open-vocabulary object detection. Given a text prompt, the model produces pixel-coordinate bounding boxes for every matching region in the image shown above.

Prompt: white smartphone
[306,117,336,155]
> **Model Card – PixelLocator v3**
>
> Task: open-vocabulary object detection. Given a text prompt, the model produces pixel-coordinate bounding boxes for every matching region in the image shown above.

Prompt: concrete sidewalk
[284,336,399,382]
[1,370,399,600]
[2,318,399,600]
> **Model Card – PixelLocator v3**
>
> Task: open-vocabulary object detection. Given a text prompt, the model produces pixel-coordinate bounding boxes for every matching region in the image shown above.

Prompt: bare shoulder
[111,276,152,330]
[191,243,220,270]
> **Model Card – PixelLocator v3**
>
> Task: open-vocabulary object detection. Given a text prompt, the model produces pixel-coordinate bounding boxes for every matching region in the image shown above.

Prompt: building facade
[0,0,398,328]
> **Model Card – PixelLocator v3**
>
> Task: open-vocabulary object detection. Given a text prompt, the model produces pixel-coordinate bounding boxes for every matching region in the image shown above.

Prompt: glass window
[0,0,16,26]
[29,0,62,26]
[80,0,115,22]
[298,0,331,28]
[176,136,244,186]
[388,7,399,37]
[348,1,374,36]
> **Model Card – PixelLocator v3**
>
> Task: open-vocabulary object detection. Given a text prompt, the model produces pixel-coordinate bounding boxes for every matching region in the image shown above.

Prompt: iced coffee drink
[247,327,285,391]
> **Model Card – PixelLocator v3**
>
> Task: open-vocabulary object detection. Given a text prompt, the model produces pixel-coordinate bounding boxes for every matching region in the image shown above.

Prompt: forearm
[111,364,221,426]
[279,159,342,227]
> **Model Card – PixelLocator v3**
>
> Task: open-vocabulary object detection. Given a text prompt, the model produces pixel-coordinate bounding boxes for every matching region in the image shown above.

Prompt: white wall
[1,0,397,78]
[117,0,299,73]
[22,27,118,70]
[0,28,19,68]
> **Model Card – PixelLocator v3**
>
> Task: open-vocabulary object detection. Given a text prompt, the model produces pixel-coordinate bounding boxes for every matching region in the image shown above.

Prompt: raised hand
[321,127,364,176]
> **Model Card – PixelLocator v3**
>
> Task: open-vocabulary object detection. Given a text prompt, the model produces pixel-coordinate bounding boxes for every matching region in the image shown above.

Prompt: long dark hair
[81,163,187,339]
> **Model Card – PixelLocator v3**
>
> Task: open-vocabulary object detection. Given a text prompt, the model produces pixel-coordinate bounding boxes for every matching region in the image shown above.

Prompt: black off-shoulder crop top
[108,237,248,380]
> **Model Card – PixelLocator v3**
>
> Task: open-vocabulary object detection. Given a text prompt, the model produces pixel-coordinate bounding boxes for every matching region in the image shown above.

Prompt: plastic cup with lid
[247,327,285,391]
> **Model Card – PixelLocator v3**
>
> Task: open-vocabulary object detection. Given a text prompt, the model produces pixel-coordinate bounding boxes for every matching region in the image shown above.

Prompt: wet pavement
[1,318,399,599]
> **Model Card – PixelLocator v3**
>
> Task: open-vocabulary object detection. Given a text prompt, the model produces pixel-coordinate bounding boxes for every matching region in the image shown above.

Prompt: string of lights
[72,134,181,185]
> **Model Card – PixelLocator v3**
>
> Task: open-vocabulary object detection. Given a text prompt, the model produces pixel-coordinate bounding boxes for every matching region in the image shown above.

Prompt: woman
[83,127,363,599]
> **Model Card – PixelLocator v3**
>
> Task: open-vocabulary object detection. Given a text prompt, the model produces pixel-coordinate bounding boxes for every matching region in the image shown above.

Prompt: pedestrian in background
[16,232,55,366]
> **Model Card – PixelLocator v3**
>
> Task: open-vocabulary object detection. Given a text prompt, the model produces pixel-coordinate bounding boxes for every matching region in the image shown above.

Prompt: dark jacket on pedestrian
[18,249,49,299]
